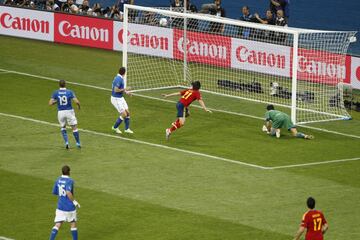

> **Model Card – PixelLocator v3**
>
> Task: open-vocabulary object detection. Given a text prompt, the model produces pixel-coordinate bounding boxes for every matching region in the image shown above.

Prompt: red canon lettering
[0,12,49,33]
[177,37,227,60]
[236,45,285,69]
[118,29,168,50]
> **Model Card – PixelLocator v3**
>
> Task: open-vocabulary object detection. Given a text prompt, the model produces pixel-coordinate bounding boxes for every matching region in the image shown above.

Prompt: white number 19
[58,96,68,106]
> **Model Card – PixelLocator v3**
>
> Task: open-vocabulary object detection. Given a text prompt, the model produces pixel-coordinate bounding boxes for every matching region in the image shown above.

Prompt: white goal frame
[123,4,356,125]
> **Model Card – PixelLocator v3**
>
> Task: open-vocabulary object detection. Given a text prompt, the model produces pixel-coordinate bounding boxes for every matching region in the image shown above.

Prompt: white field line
[1,112,359,170]
[268,157,360,170]
[0,112,269,170]
[298,125,360,139]
[2,68,359,140]
[0,237,15,240]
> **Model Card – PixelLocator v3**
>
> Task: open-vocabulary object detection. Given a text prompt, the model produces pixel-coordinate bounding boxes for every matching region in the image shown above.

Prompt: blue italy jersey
[51,88,75,111]
[112,74,124,98]
[52,175,76,212]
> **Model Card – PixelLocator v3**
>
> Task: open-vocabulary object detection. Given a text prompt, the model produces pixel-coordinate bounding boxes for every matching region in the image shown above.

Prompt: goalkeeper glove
[262,125,268,132]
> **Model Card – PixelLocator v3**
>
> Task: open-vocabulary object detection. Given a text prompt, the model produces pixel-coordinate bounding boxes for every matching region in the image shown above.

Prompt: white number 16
[58,184,66,197]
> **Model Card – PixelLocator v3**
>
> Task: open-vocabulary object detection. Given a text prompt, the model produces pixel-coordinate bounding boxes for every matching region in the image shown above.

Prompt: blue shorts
[176,102,185,118]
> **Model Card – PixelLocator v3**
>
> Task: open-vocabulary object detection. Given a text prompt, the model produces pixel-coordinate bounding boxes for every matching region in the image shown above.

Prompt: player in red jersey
[162,81,212,140]
[294,197,328,240]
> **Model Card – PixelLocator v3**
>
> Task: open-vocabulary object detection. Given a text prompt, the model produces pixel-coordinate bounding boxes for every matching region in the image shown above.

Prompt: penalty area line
[0,112,269,170]
[268,157,360,170]
[1,68,360,139]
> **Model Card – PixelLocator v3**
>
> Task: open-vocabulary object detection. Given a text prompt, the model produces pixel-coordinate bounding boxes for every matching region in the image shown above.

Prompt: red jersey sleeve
[301,212,309,228]
[194,90,202,100]
[180,90,187,96]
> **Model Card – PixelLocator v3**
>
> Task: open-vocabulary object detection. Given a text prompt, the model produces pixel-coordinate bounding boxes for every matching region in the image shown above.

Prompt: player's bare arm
[162,92,181,98]
[322,223,328,234]
[73,98,81,110]
[66,191,80,208]
[49,98,57,106]
[198,99,212,113]
[293,226,305,240]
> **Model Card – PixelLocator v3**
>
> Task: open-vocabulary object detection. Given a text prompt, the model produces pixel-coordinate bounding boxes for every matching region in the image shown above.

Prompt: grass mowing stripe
[269,157,360,170]
[1,112,359,170]
[0,112,268,170]
[1,67,359,139]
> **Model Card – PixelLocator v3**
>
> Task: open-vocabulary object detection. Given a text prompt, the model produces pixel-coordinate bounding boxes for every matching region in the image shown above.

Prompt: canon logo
[298,56,345,79]
[0,13,49,33]
[236,46,286,69]
[118,29,168,50]
[58,20,109,42]
[177,37,227,60]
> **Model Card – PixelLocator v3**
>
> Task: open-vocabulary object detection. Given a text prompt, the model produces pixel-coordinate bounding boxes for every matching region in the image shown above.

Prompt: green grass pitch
[0,35,360,240]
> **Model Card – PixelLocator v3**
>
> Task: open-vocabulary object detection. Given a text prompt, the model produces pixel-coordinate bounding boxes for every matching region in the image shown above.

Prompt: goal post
[122,4,357,125]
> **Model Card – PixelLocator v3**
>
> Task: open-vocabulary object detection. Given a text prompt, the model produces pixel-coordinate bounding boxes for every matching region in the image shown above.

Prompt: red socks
[170,119,182,132]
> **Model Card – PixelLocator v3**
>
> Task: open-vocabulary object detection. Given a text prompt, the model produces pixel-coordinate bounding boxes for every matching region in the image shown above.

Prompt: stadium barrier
[1,5,360,89]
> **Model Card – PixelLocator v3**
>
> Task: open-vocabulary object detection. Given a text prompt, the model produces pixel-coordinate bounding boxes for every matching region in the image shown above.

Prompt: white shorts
[58,109,78,127]
[54,209,77,223]
[111,96,128,114]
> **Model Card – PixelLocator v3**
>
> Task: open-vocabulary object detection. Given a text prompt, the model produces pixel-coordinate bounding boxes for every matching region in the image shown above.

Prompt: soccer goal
[122,4,357,125]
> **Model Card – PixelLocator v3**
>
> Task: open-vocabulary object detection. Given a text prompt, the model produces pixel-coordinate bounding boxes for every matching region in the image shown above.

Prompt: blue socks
[61,128,81,148]
[71,228,78,240]
[49,226,77,240]
[72,130,80,146]
[114,116,123,129]
[125,116,130,130]
[49,227,58,240]
[61,128,68,145]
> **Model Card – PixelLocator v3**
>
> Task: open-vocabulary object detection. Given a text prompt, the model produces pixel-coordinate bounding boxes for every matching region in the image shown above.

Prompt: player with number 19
[49,80,81,149]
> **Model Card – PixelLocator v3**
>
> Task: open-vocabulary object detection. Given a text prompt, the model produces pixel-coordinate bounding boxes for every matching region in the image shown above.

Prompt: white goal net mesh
[123,5,356,124]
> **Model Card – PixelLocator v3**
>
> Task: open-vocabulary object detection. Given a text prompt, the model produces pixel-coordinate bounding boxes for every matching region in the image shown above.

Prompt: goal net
[123,4,356,125]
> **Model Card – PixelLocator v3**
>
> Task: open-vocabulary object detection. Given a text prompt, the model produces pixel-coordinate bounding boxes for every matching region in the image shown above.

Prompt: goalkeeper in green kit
[262,105,314,139]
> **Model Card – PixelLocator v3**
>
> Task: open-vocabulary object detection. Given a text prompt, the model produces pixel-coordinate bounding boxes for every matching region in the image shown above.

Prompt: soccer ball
[159,18,168,27]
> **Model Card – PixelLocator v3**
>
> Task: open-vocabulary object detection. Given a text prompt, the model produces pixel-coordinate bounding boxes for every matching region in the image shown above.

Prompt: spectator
[74,0,82,7]
[254,10,275,25]
[46,0,60,11]
[89,3,101,16]
[253,10,275,42]
[239,6,253,22]
[187,0,198,31]
[61,0,79,13]
[170,0,184,29]
[109,5,121,19]
[56,0,66,9]
[208,0,226,34]
[78,0,90,15]
[127,0,137,22]
[238,6,255,38]
[116,0,127,13]
[270,0,289,20]
[275,9,287,26]
[274,9,287,43]
[171,0,183,8]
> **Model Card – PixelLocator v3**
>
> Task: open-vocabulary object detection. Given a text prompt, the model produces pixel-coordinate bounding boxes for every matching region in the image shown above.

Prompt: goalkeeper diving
[262,104,314,139]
